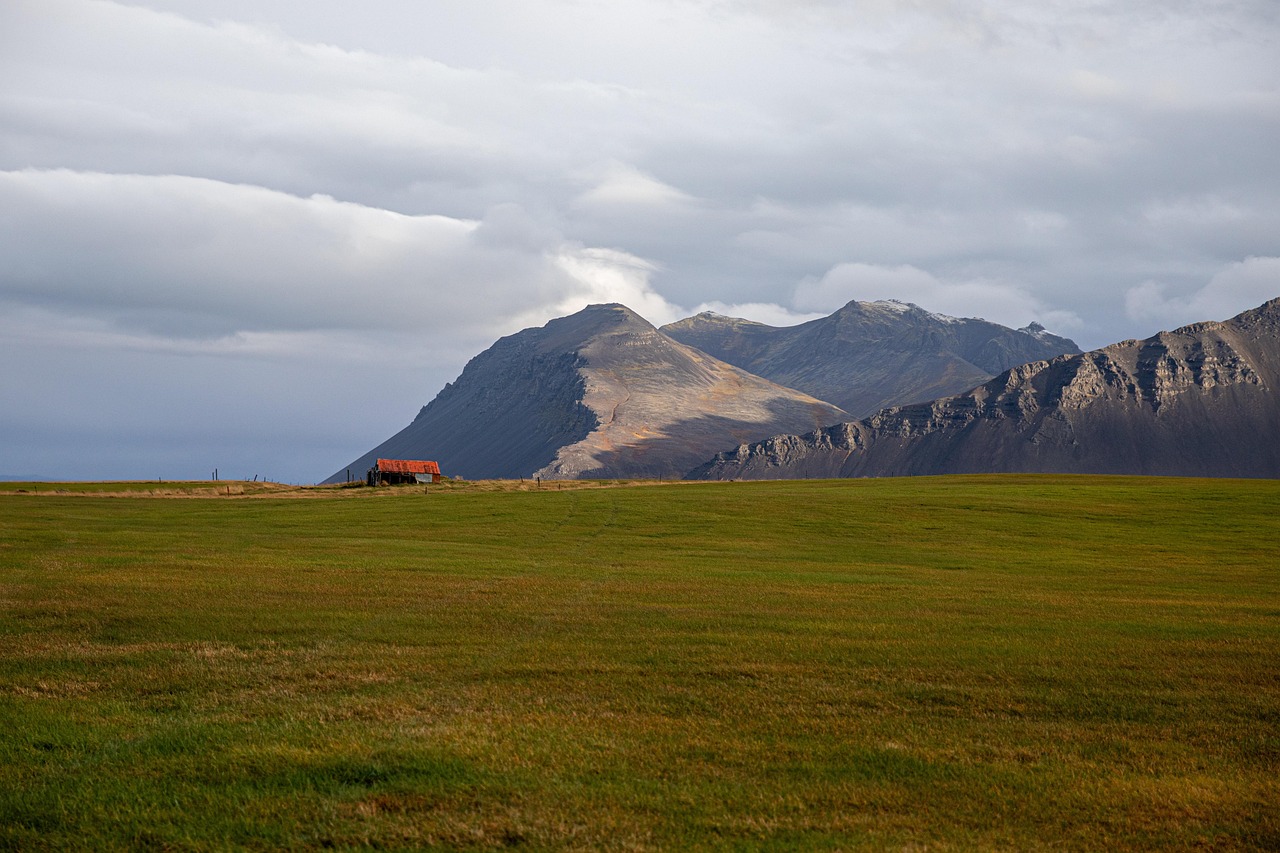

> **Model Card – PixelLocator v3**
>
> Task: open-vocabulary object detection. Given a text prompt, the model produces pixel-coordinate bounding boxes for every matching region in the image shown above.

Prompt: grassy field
[0,480,305,497]
[1,475,1277,850]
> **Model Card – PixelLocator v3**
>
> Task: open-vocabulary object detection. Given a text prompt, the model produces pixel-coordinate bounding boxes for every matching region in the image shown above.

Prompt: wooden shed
[369,458,442,486]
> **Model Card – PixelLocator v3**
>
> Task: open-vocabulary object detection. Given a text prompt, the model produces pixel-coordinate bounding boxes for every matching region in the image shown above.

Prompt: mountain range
[326,304,846,481]
[690,298,1280,480]
[661,300,1079,418]
[327,296,1279,483]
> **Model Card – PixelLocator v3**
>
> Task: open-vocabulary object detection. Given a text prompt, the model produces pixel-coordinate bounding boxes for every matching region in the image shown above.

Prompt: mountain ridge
[661,299,1081,418]
[689,298,1280,480]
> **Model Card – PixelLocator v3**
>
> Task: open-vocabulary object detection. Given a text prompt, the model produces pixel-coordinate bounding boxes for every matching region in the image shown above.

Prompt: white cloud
[574,162,695,209]
[1141,195,1248,228]
[3,0,1279,480]
[0,0,675,215]
[547,248,684,328]
[1124,257,1280,331]
[0,168,683,342]
[1067,69,1125,102]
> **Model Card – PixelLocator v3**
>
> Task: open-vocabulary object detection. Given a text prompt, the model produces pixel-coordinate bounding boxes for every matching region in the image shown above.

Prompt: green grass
[0,480,299,496]
[1,475,1277,850]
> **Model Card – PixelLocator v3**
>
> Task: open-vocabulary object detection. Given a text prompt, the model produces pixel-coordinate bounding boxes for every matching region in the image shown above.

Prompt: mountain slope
[690,297,1280,480]
[661,300,1081,418]
[325,304,847,482]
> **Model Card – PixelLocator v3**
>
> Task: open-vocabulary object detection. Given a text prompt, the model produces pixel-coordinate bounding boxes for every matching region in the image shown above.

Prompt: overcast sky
[2,0,1278,482]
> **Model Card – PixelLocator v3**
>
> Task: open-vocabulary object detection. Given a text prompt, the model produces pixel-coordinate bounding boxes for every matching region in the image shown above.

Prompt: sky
[2,0,1278,483]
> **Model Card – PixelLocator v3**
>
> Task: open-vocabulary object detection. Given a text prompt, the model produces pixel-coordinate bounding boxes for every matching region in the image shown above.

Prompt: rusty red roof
[376,458,440,475]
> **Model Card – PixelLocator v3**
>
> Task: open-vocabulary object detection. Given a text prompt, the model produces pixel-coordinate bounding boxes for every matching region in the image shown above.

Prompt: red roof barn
[369,458,442,485]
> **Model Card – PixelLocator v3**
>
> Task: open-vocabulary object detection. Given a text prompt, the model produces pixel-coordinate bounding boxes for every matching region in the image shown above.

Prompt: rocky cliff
[662,300,1080,418]
[325,304,847,481]
[689,298,1280,480]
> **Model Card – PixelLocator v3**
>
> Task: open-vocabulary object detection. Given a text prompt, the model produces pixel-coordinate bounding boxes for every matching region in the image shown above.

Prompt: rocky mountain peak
[663,311,770,332]
[326,302,846,482]
[530,302,655,350]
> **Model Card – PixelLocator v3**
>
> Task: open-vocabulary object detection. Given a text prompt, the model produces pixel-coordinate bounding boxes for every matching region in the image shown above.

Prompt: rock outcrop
[689,298,1280,480]
[325,304,847,481]
[662,300,1080,418]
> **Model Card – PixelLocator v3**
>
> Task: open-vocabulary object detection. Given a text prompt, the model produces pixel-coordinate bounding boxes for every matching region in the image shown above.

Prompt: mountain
[324,304,847,482]
[689,298,1280,480]
[661,300,1081,418]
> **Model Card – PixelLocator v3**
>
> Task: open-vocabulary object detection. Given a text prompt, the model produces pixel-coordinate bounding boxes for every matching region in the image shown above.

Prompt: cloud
[3,0,1279,480]
[1124,257,1280,331]
[573,162,695,209]
[548,248,683,327]
[0,0,674,217]
[0,165,687,483]
[0,168,681,341]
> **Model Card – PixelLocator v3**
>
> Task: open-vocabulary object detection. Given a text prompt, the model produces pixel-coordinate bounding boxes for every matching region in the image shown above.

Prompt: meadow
[1,475,1276,850]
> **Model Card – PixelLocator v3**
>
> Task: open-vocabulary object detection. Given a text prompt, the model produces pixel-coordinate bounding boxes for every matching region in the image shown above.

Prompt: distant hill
[662,300,1080,418]
[690,298,1280,480]
[324,304,847,482]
